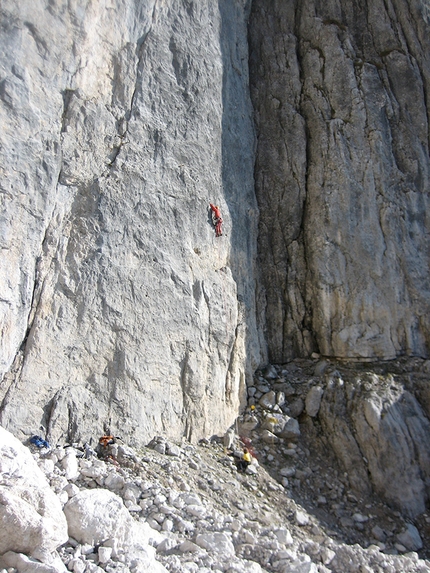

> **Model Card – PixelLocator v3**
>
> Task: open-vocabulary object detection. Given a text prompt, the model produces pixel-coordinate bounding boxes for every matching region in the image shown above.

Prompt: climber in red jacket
[210,204,223,237]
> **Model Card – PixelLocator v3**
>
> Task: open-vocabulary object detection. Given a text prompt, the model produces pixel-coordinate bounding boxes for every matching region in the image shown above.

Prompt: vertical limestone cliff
[0,0,260,445]
[249,0,430,362]
[1,0,430,448]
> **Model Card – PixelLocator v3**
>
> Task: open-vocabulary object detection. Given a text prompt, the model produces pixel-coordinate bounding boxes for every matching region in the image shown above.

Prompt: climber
[235,447,252,472]
[96,435,116,459]
[99,435,115,448]
[210,203,223,237]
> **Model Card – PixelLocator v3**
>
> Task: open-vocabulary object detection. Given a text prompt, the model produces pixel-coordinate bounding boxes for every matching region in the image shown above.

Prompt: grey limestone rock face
[319,371,430,517]
[0,0,261,445]
[249,0,430,362]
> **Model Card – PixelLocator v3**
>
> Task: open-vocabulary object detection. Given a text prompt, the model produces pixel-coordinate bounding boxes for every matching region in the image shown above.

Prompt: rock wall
[249,0,430,362]
[1,0,430,447]
[0,0,261,446]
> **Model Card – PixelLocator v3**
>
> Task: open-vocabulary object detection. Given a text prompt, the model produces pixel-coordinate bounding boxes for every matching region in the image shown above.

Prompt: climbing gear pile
[30,435,50,449]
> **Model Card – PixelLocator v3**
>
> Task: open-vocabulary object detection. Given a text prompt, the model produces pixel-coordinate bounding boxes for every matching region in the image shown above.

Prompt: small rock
[320,547,336,565]
[352,513,368,523]
[288,398,305,418]
[396,523,423,551]
[195,533,235,557]
[263,364,278,379]
[64,483,80,499]
[305,386,324,417]
[280,467,296,477]
[279,418,301,441]
[98,547,112,563]
[274,528,293,545]
[295,510,309,526]
[259,391,277,410]
[260,430,280,444]
[166,443,181,457]
[179,540,201,553]
[62,450,79,480]
[371,525,386,542]
[104,472,125,491]
[314,361,330,376]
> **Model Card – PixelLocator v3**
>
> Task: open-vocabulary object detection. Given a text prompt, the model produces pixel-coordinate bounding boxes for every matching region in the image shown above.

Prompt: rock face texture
[249,0,430,362]
[0,0,260,445]
[318,368,430,517]
[1,0,430,448]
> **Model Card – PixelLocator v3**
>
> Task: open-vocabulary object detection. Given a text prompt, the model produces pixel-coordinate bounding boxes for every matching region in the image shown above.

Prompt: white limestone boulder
[63,489,168,572]
[0,426,68,562]
[0,550,66,573]
[195,532,235,557]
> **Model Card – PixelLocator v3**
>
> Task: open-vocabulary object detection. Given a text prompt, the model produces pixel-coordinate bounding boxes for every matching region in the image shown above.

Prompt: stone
[63,487,166,573]
[166,443,181,457]
[274,528,293,546]
[371,525,387,543]
[305,386,324,417]
[0,551,67,573]
[195,533,235,557]
[283,559,318,573]
[314,362,330,377]
[263,365,278,380]
[280,467,296,478]
[261,413,289,435]
[260,430,280,444]
[63,489,131,546]
[97,547,113,564]
[320,547,336,565]
[179,541,201,553]
[352,513,369,523]
[288,399,305,419]
[259,391,277,410]
[0,427,68,562]
[62,451,79,481]
[396,524,423,552]
[64,484,80,499]
[104,473,125,492]
[279,418,301,441]
[295,511,310,526]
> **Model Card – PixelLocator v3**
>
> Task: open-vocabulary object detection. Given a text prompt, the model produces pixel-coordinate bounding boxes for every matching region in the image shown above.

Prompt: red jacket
[210,204,222,220]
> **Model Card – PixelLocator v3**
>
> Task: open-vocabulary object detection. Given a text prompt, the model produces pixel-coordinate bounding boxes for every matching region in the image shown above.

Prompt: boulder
[396,524,423,552]
[63,489,133,546]
[195,532,235,557]
[320,373,430,516]
[279,417,301,441]
[0,551,66,573]
[259,391,277,410]
[63,489,167,572]
[0,427,68,562]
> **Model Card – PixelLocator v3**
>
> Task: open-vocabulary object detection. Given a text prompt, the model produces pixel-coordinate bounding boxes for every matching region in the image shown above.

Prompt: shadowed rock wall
[249,0,430,362]
[0,0,260,446]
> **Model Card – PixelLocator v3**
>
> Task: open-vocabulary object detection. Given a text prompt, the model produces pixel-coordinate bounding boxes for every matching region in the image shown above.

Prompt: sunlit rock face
[1,0,429,447]
[249,0,430,362]
[0,0,261,445]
